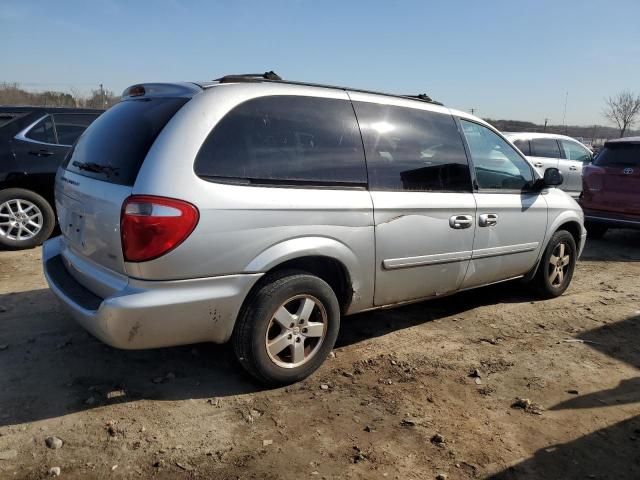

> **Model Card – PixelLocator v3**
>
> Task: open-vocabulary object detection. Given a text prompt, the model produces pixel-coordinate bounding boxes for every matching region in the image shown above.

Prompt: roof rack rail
[215,71,282,83]
[211,72,443,106]
[403,93,442,105]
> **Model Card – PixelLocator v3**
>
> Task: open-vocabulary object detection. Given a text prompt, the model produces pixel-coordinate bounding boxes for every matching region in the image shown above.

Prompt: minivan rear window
[64,97,188,186]
[594,143,640,167]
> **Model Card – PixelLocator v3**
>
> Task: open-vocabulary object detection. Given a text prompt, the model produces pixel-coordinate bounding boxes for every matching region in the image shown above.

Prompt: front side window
[25,115,56,144]
[560,140,591,163]
[353,102,471,191]
[194,95,367,185]
[460,120,533,190]
[531,138,561,158]
[53,113,99,145]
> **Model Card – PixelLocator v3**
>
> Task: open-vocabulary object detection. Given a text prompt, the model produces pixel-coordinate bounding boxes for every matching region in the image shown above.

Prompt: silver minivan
[43,74,586,384]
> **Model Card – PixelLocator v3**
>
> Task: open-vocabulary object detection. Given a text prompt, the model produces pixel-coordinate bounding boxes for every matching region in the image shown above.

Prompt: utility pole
[543,118,548,132]
[561,91,568,134]
[100,83,105,107]
[470,108,476,115]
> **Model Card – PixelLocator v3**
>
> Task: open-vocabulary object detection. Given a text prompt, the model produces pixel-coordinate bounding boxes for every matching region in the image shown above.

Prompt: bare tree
[603,91,640,137]
[69,86,86,108]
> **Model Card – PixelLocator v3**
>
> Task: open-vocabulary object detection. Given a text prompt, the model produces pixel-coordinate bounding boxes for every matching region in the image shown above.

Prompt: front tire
[0,188,55,250]
[532,230,577,299]
[232,270,340,385]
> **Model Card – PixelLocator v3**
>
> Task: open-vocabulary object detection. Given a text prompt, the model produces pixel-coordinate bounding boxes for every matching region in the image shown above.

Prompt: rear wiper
[72,161,119,177]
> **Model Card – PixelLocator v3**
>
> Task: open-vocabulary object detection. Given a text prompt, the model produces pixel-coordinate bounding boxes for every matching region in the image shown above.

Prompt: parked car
[579,137,640,238]
[42,74,586,385]
[503,132,593,198]
[0,106,102,249]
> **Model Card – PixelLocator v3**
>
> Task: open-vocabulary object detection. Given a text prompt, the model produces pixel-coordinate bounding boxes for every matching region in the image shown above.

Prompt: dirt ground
[0,231,639,480]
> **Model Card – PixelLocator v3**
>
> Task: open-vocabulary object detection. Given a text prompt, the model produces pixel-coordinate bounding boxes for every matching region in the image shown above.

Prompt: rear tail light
[121,195,199,262]
[583,166,603,194]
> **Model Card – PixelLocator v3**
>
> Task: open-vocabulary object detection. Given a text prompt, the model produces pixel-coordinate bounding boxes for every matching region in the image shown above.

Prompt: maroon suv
[580,137,640,238]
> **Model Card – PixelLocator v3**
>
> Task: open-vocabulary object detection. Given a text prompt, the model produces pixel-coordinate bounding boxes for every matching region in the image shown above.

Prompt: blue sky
[2,0,639,125]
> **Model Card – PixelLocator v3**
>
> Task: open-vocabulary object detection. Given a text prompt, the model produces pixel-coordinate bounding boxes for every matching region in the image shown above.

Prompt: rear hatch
[582,142,640,216]
[55,94,190,278]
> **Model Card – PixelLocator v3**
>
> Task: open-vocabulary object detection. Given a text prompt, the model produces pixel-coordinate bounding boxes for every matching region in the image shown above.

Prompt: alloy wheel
[0,199,43,241]
[265,294,328,369]
[548,242,571,288]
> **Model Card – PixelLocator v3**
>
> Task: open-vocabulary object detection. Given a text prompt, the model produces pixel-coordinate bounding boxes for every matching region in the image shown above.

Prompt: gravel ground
[0,230,639,479]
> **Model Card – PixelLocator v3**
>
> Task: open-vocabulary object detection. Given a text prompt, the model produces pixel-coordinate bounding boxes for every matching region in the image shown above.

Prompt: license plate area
[59,196,86,248]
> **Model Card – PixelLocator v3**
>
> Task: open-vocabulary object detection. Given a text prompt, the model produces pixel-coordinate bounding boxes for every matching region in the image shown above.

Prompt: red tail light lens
[121,195,199,262]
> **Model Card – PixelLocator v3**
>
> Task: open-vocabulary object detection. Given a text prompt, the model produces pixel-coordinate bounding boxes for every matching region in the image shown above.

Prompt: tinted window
[195,96,366,186]
[594,143,640,167]
[560,140,591,163]
[65,97,188,186]
[53,113,99,145]
[26,115,56,144]
[531,138,561,158]
[353,102,471,191]
[512,139,531,156]
[461,120,533,190]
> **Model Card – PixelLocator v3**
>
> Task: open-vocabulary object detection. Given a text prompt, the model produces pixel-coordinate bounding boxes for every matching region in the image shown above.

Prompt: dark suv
[0,106,102,249]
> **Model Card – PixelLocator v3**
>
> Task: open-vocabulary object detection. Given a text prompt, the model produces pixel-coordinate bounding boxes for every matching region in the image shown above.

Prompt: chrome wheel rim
[548,242,571,287]
[265,294,328,369]
[0,199,43,241]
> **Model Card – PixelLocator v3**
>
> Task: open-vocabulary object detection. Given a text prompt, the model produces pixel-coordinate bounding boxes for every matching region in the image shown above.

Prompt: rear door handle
[449,214,473,229]
[479,213,498,227]
[569,165,578,171]
[29,149,54,157]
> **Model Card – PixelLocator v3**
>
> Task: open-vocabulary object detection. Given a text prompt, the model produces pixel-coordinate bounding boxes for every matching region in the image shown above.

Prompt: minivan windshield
[594,143,640,167]
[64,97,188,186]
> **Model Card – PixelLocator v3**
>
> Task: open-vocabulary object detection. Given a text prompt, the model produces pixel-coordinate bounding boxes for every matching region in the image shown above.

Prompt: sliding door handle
[449,215,473,229]
[479,213,498,227]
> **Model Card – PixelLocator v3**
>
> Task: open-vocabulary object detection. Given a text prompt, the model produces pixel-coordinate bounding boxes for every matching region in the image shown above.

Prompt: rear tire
[585,222,608,239]
[532,230,577,299]
[232,270,340,386]
[0,188,55,250]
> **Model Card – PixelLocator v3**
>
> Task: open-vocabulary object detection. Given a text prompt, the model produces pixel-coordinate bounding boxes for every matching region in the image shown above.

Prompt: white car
[504,132,593,198]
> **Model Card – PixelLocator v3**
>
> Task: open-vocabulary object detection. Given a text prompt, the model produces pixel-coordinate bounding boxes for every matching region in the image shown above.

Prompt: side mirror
[543,167,563,186]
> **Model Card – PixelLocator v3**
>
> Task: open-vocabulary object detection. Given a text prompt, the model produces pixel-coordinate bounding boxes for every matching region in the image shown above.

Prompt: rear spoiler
[121,83,202,100]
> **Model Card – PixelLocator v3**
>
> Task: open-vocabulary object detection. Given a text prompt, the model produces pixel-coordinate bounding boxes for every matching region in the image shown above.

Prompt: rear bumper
[582,208,640,230]
[43,236,262,349]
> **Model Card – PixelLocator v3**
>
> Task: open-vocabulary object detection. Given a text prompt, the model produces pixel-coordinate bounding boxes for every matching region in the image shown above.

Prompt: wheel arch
[524,213,584,282]
[244,236,370,315]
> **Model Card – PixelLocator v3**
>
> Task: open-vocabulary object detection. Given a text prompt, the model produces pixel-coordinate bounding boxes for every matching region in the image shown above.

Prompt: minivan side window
[53,113,99,146]
[460,120,533,191]
[531,138,561,158]
[353,102,471,192]
[194,95,367,186]
[26,115,57,144]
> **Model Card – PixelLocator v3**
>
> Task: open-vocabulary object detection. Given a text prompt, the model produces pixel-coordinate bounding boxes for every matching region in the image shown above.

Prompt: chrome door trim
[471,242,539,259]
[383,241,539,270]
[14,114,71,148]
[382,250,473,270]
